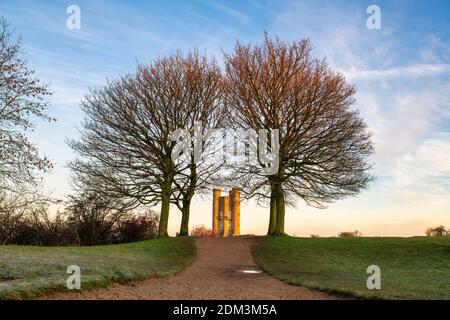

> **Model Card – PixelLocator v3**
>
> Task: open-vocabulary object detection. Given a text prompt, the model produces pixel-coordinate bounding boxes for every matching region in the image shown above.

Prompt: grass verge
[252,235,450,299]
[0,237,196,299]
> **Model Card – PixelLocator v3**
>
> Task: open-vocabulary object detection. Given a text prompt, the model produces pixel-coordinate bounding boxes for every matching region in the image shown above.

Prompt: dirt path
[45,237,342,300]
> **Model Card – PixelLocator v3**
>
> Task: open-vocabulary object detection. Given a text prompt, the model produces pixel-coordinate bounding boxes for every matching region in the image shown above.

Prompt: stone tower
[212,188,240,236]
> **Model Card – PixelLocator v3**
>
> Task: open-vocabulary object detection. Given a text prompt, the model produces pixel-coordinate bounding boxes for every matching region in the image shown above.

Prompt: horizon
[2,0,450,237]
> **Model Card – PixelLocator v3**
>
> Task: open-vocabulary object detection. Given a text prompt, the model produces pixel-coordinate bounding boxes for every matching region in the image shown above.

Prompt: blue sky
[1,0,450,236]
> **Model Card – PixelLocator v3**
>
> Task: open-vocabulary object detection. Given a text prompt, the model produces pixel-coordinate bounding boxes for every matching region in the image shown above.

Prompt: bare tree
[169,53,225,236]
[0,17,53,188]
[69,51,224,237]
[224,34,374,235]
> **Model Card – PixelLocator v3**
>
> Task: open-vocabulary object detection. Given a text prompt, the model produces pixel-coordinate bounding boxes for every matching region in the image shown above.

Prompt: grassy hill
[0,237,195,299]
[252,235,450,300]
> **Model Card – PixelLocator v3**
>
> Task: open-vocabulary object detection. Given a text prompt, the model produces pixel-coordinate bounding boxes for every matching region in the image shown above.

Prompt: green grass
[252,236,450,300]
[0,237,196,300]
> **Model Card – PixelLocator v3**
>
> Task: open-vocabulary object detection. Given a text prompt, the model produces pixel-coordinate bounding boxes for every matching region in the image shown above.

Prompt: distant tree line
[0,190,159,246]
[425,225,449,237]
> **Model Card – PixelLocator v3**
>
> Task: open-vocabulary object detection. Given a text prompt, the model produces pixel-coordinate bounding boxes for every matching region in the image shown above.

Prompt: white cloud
[343,63,450,80]
[357,86,450,172]
[212,3,250,24]
[387,133,450,194]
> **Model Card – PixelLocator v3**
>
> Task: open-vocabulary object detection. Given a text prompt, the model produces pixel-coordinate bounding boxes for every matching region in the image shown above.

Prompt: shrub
[65,192,133,246]
[0,188,71,245]
[338,230,362,237]
[190,225,214,237]
[310,234,320,238]
[113,212,158,243]
[425,225,448,237]
[2,210,78,246]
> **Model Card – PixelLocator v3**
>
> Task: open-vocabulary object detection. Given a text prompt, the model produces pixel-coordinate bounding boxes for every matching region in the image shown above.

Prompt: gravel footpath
[44,237,342,300]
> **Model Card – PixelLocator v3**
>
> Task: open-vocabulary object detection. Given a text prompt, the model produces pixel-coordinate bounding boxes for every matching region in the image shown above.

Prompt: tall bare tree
[169,53,225,236]
[69,51,224,237]
[224,35,374,235]
[0,17,53,188]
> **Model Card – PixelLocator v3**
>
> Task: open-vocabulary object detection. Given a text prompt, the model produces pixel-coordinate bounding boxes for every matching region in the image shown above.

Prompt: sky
[1,0,449,236]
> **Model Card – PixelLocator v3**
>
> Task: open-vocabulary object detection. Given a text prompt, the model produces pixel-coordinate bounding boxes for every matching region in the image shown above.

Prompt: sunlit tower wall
[212,188,221,236]
[212,188,240,236]
[222,196,230,236]
[229,188,240,236]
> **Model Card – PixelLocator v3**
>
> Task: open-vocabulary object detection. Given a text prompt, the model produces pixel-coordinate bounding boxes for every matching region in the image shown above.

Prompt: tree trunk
[178,161,196,237]
[273,183,285,236]
[267,187,277,235]
[158,178,173,237]
[178,199,190,236]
